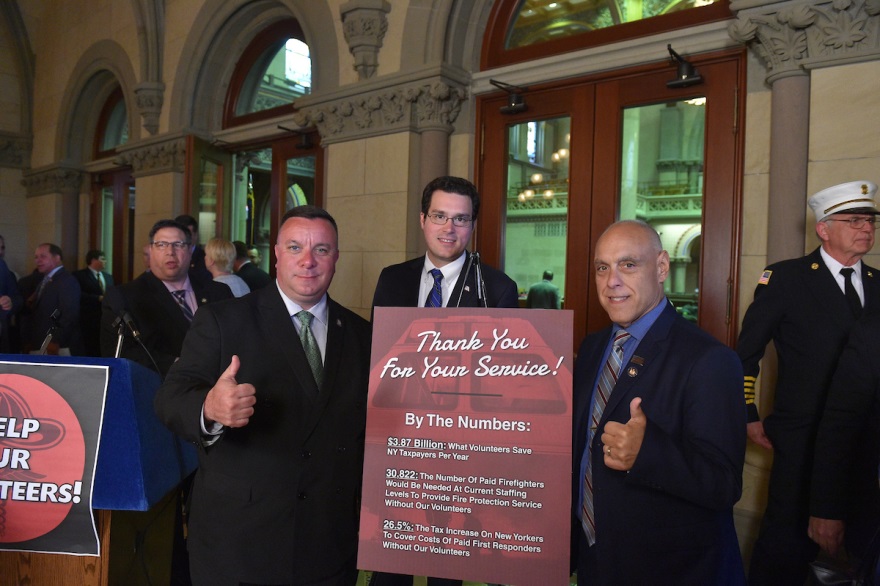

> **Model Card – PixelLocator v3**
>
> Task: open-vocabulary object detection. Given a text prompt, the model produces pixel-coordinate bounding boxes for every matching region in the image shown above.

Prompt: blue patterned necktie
[296,310,323,387]
[425,268,443,308]
[582,329,631,545]
[172,290,194,321]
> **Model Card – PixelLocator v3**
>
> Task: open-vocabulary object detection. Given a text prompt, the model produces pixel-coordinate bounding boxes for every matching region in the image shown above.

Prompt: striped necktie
[582,329,631,545]
[425,269,443,307]
[172,290,194,321]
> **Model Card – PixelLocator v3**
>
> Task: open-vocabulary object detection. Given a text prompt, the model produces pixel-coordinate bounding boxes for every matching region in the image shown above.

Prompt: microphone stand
[113,316,126,358]
[473,252,488,308]
[38,310,61,355]
[453,251,488,308]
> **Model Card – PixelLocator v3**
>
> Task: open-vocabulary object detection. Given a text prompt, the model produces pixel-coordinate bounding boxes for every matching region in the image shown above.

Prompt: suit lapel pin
[811,263,819,270]
[868,271,874,278]
[464,286,471,292]
[631,355,645,366]
[626,366,639,377]
[200,297,207,304]
[336,318,342,327]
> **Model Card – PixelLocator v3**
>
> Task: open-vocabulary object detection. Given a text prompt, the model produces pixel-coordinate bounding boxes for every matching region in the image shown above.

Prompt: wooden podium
[0,356,198,585]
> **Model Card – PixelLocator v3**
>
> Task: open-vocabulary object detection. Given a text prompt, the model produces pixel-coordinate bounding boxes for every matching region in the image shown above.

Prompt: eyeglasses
[151,241,190,251]
[824,217,879,230]
[426,213,473,227]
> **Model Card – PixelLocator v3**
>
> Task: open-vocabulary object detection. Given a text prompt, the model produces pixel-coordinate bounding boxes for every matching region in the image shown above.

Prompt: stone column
[767,74,810,263]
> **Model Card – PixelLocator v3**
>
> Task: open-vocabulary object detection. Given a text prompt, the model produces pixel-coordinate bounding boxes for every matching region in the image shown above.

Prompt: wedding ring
[606,446,612,456]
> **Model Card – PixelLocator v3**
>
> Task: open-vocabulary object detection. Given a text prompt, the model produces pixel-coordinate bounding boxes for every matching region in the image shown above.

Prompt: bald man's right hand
[204,355,256,428]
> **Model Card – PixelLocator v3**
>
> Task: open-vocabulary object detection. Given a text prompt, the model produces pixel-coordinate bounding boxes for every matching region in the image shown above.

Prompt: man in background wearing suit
[75,249,113,357]
[0,258,21,353]
[738,180,880,585]
[371,177,517,585]
[233,240,271,290]
[526,269,561,309]
[155,206,371,585]
[101,219,232,377]
[175,214,212,283]
[572,220,745,585]
[808,312,880,580]
[19,243,82,355]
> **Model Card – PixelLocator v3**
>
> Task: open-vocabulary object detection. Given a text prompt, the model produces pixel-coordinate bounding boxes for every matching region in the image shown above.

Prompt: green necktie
[296,310,323,387]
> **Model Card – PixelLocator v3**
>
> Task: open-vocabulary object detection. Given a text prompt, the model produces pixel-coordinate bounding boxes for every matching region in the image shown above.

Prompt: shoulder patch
[757,270,772,285]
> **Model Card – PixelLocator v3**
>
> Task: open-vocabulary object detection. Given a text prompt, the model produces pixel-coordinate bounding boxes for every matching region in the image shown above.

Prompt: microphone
[121,311,142,340]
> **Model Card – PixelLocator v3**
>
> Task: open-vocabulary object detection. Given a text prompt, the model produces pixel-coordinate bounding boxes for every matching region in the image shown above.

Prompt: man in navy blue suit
[371,176,517,586]
[372,176,518,314]
[572,220,746,585]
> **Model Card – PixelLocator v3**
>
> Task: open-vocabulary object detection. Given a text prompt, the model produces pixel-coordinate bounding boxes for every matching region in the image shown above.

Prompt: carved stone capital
[22,164,84,196]
[0,131,32,169]
[340,0,391,80]
[730,0,880,83]
[115,135,187,177]
[135,81,166,135]
[293,79,467,144]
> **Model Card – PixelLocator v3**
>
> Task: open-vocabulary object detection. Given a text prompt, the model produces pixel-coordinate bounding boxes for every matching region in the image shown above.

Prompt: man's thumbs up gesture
[600,397,647,471]
[204,355,257,428]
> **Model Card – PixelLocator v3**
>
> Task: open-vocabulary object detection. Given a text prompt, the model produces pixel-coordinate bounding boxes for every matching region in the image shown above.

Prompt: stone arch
[674,223,701,259]
[55,40,140,164]
[0,2,35,138]
[398,0,494,72]
[168,0,340,132]
[128,0,164,81]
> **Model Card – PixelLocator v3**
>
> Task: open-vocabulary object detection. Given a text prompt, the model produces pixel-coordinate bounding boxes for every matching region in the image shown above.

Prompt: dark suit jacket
[74,268,113,356]
[236,260,272,290]
[19,267,82,354]
[526,279,561,309]
[372,253,518,311]
[810,312,880,523]
[572,302,746,584]
[0,259,22,352]
[737,247,880,424]
[100,271,232,376]
[154,287,372,585]
[188,245,213,283]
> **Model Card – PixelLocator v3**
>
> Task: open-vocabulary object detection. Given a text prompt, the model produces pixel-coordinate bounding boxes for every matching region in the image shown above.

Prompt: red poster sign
[358,308,573,585]
[0,362,108,555]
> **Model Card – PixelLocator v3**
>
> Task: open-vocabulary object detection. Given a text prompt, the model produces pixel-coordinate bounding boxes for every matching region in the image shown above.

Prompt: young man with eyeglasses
[100,218,233,377]
[369,176,517,586]
[738,180,880,585]
[372,176,518,315]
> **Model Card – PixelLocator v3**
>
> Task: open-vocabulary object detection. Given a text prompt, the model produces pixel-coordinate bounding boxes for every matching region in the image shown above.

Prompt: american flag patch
[758,270,772,285]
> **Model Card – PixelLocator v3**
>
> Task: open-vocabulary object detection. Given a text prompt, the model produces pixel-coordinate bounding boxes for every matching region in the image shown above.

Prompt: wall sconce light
[278,125,314,149]
[666,44,703,89]
[531,173,543,184]
[489,79,529,115]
